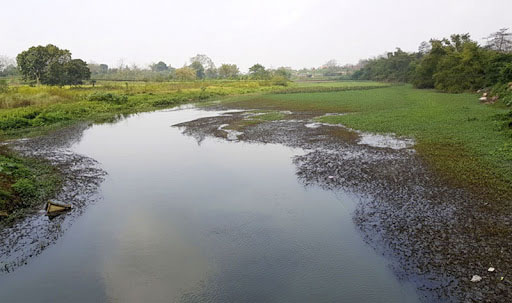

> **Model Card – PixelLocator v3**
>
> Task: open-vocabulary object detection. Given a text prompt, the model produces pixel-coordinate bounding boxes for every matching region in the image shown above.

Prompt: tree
[218,64,239,78]
[175,66,197,81]
[249,64,270,79]
[0,56,17,77]
[17,44,71,85]
[150,61,169,72]
[485,28,512,53]
[189,61,205,79]
[16,44,90,86]
[190,54,217,79]
[273,67,292,79]
[64,59,91,85]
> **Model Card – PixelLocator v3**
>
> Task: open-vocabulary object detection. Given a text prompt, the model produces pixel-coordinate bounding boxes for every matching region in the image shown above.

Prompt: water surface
[0,108,419,302]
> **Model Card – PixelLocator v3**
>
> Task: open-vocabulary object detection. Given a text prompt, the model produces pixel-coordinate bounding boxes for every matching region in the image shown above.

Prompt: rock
[479,97,487,102]
[471,275,482,282]
[483,92,488,97]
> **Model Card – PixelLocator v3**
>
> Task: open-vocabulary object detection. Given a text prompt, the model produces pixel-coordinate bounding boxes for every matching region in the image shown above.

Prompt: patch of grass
[221,85,512,201]
[0,146,61,221]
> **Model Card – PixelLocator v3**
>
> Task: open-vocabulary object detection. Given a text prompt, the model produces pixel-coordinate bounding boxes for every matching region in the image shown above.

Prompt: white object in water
[488,267,495,272]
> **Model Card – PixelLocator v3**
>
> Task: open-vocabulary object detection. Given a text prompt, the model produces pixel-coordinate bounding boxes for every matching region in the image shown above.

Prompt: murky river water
[0,108,419,302]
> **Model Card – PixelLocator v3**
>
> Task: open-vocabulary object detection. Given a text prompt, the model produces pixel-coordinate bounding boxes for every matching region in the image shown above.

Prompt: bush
[87,92,128,104]
[0,79,8,93]
[271,76,289,86]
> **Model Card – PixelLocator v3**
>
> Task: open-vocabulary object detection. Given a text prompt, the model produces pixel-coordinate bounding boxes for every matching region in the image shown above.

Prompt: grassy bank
[219,84,512,201]
[0,146,61,221]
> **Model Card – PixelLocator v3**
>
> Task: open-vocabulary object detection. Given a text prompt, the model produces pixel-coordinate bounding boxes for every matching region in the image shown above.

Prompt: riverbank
[213,85,512,202]
[175,104,512,301]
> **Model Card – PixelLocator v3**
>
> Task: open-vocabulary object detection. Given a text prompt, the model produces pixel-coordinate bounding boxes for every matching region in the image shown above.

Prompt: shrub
[0,79,8,93]
[87,92,128,104]
[271,76,289,86]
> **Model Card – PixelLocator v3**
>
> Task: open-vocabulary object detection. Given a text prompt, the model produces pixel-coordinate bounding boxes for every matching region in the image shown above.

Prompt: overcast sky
[2,0,511,71]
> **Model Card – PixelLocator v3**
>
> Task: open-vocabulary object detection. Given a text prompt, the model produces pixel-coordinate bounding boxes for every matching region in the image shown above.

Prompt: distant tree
[418,41,431,55]
[176,66,197,81]
[249,64,270,79]
[190,54,217,79]
[0,56,17,77]
[190,54,215,70]
[273,67,292,79]
[189,61,205,79]
[150,61,169,72]
[99,64,109,73]
[16,44,71,85]
[484,28,512,53]
[218,64,240,78]
[16,44,90,86]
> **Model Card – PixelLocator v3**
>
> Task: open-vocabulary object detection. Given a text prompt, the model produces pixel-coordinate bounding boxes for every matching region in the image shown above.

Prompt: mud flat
[175,109,512,302]
[0,124,106,273]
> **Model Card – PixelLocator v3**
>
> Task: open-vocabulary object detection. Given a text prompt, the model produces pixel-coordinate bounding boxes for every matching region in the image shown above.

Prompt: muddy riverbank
[0,123,106,273]
[175,108,512,302]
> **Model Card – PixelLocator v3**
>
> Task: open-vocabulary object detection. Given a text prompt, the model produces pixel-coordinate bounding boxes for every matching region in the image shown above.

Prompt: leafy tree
[189,61,205,79]
[64,59,91,85]
[273,67,292,79]
[175,66,197,81]
[150,61,169,72]
[249,64,270,80]
[16,44,71,85]
[218,64,240,78]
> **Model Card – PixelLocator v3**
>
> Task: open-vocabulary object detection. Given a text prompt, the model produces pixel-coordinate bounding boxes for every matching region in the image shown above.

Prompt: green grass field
[219,85,512,200]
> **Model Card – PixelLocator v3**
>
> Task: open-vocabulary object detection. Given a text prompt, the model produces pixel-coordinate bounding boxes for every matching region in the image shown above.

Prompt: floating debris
[46,201,72,216]
[471,275,482,282]
[488,267,495,272]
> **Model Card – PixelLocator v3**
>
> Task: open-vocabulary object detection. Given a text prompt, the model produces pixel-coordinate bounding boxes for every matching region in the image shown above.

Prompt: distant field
[219,85,512,200]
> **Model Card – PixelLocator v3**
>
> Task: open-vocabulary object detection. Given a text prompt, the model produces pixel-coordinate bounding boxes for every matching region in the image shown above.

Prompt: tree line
[352,28,512,104]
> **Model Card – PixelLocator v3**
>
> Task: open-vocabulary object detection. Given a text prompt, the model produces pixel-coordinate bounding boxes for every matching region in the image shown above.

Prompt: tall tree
[16,44,71,85]
[218,64,240,78]
[189,61,205,79]
[249,64,270,80]
[150,61,169,72]
[485,28,512,53]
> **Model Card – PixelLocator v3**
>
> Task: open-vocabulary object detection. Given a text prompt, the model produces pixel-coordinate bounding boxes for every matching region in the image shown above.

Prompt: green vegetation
[0,146,61,220]
[0,80,287,137]
[220,85,512,200]
[17,44,90,86]
[353,29,512,105]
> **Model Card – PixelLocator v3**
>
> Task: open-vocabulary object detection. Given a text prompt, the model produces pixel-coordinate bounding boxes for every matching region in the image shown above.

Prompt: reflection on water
[0,108,419,302]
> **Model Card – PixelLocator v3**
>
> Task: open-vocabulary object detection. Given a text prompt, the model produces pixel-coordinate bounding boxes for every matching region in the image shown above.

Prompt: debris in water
[488,267,495,272]
[328,176,334,179]
[471,275,482,282]
[46,201,72,216]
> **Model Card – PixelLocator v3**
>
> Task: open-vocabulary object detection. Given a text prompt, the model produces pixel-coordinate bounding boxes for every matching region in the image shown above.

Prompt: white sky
[2,0,511,71]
